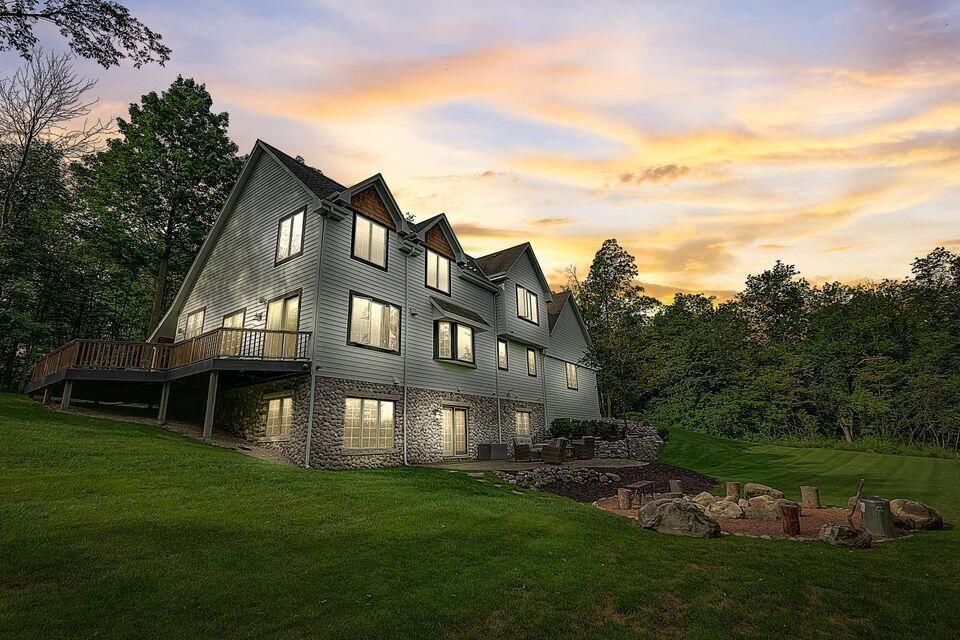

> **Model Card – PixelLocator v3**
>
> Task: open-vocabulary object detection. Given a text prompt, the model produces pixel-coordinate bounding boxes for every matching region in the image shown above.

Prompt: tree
[73,76,243,335]
[0,50,107,230]
[0,1,170,67]
[576,239,659,416]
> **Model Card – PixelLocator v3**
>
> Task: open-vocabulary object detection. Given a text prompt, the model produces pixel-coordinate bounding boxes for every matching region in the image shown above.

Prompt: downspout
[493,285,503,443]
[540,348,549,434]
[303,209,329,468]
[401,238,411,466]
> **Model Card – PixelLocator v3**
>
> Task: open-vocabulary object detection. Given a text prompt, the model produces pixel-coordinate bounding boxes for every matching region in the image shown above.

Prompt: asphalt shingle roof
[431,296,490,327]
[547,290,571,332]
[472,243,530,277]
[260,141,347,200]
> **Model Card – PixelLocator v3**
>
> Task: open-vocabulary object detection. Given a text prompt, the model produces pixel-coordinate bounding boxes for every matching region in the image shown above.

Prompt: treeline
[0,53,242,390]
[573,240,960,452]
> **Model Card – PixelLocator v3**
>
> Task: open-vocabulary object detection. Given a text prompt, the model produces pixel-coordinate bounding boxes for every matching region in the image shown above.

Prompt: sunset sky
[5,1,960,300]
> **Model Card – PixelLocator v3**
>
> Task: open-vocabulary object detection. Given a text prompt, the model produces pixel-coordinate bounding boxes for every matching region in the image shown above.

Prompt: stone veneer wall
[217,375,545,469]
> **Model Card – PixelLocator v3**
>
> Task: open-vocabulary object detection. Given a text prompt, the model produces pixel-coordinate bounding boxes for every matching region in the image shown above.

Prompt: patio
[424,457,648,472]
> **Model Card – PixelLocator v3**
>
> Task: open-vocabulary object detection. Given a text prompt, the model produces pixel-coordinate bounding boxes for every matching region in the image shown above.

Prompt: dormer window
[426,249,451,294]
[276,208,305,264]
[516,285,539,324]
[352,214,388,269]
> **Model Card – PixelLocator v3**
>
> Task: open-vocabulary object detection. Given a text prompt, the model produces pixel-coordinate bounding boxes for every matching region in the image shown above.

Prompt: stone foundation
[217,375,546,470]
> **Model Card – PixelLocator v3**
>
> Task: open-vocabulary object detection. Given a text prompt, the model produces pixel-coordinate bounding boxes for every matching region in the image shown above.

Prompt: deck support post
[203,371,218,439]
[59,380,73,411]
[42,387,52,405]
[158,381,171,425]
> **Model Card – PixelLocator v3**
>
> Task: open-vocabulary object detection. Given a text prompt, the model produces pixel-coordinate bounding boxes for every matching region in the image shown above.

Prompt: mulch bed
[594,498,913,541]
[538,462,717,503]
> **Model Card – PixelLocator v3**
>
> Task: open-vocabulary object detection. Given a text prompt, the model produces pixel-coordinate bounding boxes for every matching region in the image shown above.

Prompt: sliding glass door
[442,406,468,457]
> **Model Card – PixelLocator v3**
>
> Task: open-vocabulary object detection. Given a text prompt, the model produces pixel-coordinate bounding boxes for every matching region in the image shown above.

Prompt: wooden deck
[30,328,312,384]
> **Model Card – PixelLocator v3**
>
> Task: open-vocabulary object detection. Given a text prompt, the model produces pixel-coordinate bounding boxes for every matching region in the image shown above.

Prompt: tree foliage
[575,242,960,451]
[73,76,243,334]
[0,0,170,67]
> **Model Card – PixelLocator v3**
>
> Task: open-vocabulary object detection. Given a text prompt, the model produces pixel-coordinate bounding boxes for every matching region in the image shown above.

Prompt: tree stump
[779,501,802,536]
[617,488,633,510]
[726,481,741,500]
[669,479,683,493]
[800,485,821,510]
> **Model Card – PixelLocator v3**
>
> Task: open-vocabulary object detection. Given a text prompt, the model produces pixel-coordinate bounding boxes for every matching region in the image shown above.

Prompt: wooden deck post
[59,381,73,411]
[202,371,218,439]
[158,381,171,425]
[42,387,52,405]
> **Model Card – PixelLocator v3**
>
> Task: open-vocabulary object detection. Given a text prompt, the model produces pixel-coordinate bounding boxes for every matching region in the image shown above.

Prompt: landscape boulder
[819,524,872,549]
[738,498,749,508]
[638,498,721,538]
[889,499,943,530]
[747,495,779,509]
[744,483,784,500]
[692,491,717,507]
[706,499,743,519]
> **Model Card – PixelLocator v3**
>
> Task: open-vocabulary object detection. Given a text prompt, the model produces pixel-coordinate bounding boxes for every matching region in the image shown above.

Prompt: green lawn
[1,393,958,640]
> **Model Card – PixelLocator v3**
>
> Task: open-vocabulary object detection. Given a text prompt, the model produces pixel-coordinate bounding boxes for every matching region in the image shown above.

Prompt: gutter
[398,238,421,466]
[493,283,503,443]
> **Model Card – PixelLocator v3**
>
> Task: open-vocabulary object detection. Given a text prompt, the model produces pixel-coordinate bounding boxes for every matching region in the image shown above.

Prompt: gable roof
[258,141,346,199]
[333,173,408,232]
[474,242,553,302]
[410,213,466,262]
[148,140,345,341]
[547,290,593,347]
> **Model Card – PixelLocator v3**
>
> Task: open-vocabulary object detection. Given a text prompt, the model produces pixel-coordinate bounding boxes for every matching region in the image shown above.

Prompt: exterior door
[265,293,300,358]
[442,406,468,457]
[220,310,245,356]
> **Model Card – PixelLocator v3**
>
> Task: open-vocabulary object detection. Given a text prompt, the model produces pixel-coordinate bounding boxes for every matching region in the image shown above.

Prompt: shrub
[550,418,622,441]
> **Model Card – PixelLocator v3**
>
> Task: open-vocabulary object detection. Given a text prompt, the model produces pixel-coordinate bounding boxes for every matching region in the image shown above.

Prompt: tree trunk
[148,252,169,336]
[617,488,633,510]
[779,502,801,536]
[840,424,853,443]
[726,482,741,500]
[800,486,821,510]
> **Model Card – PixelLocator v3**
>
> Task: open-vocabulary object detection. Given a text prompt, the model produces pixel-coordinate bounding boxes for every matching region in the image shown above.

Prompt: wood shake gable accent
[351,186,396,230]
[425,224,455,260]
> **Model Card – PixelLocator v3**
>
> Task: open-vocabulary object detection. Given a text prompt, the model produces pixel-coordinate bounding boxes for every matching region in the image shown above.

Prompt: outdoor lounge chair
[571,436,595,460]
[541,438,568,464]
[512,436,543,461]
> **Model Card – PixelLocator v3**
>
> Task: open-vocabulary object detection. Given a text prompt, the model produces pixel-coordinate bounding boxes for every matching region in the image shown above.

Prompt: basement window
[343,397,395,449]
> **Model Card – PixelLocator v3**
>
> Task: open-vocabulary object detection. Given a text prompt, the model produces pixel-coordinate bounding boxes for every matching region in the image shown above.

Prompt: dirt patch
[595,498,913,541]
[538,463,717,503]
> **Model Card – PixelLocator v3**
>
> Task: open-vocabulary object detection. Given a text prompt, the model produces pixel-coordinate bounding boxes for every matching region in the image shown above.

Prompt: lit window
[265,394,293,438]
[516,285,539,324]
[350,293,400,352]
[220,309,245,355]
[435,321,474,364]
[497,339,508,370]
[426,249,451,293]
[527,348,537,377]
[566,362,578,389]
[352,214,388,268]
[185,309,205,339]
[343,397,394,449]
[515,411,531,436]
[276,208,305,263]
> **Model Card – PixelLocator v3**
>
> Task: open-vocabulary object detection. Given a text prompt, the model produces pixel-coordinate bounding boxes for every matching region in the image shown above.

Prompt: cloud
[619,165,691,185]
[452,222,522,238]
[529,216,574,226]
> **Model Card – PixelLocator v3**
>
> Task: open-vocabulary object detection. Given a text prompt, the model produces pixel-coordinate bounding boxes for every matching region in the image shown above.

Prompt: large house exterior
[26,141,601,469]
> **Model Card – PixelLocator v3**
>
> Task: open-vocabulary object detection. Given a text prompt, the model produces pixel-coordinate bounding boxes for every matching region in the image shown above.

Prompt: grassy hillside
[1,393,958,640]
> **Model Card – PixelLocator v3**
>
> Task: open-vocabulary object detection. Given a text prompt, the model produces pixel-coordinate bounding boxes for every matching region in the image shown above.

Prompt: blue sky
[4,0,959,299]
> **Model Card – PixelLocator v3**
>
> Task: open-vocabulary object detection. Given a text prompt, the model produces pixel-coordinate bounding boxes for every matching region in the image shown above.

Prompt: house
[25,141,601,469]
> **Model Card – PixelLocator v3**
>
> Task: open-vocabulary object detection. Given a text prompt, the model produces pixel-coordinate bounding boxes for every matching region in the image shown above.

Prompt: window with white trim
[276,208,305,263]
[352,214,388,268]
[185,309,205,339]
[527,348,537,377]
[343,397,395,449]
[265,394,293,438]
[426,249,451,294]
[516,285,539,324]
[566,362,578,389]
[349,293,400,352]
[515,410,531,436]
[435,321,474,364]
[497,339,508,370]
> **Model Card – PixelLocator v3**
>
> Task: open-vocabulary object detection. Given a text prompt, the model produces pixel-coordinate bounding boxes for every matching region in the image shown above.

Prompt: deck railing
[31,328,312,382]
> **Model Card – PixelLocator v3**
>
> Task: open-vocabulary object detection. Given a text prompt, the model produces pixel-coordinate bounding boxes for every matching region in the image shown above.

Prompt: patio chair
[512,436,543,462]
[571,436,595,460]
[541,437,568,464]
